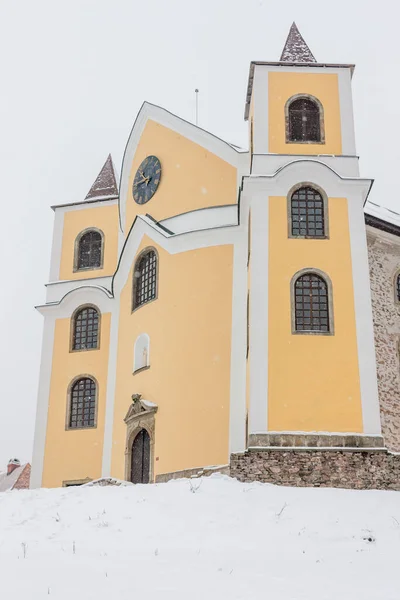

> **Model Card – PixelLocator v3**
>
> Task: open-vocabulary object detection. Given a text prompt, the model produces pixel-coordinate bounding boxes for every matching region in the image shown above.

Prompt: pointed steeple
[85,154,119,201]
[280,22,316,63]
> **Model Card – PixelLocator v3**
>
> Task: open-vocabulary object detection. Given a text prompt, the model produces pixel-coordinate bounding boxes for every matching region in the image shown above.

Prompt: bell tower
[243,24,382,445]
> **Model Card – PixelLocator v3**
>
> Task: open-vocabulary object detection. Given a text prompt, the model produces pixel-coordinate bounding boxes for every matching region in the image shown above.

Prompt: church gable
[119,104,243,235]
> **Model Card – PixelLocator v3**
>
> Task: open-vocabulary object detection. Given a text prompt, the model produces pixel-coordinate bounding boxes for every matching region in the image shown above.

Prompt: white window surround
[133,333,150,373]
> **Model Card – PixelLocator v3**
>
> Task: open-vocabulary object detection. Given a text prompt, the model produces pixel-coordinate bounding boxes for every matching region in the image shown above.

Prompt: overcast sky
[0,0,397,468]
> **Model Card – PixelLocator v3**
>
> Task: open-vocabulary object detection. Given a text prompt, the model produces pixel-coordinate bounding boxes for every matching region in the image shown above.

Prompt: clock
[132,155,162,205]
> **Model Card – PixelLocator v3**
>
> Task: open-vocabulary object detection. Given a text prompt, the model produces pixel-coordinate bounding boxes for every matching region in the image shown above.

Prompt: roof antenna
[195,89,199,126]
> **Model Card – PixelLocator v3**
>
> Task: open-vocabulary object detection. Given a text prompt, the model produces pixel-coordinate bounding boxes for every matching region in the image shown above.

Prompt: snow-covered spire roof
[85,154,119,201]
[280,22,316,63]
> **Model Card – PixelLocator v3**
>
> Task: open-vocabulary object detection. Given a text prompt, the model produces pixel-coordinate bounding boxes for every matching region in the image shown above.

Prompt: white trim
[228,232,247,454]
[348,193,382,434]
[30,316,56,488]
[160,205,238,234]
[52,198,118,213]
[101,300,120,477]
[338,69,357,157]
[248,190,269,433]
[45,277,113,304]
[49,211,64,282]
[251,66,269,155]
[252,154,360,178]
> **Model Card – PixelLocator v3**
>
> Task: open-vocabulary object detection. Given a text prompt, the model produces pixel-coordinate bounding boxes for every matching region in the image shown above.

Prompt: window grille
[69,378,97,429]
[133,250,157,309]
[291,186,325,238]
[72,307,99,350]
[77,230,102,270]
[294,273,329,333]
[288,98,321,142]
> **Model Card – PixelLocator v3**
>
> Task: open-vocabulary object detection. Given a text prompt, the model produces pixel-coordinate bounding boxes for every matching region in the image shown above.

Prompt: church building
[31,24,400,489]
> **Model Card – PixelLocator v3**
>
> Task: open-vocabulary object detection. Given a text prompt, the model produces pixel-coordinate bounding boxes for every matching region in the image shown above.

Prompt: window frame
[285,94,325,145]
[132,247,159,312]
[70,304,101,353]
[290,268,334,336]
[65,375,99,431]
[73,227,105,273]
[287,182,329,240]
[393,269,400,305]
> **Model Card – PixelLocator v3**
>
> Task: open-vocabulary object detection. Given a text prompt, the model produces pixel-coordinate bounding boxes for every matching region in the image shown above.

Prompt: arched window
[68,377,97,429]
[72,306,100,351]
[290,186,326,238]
[287,97,322,143]
[133,249,158,310]
[293,272,330,333]
[133,333,150,372]
[395,272,400,303]
[75,229,103,271]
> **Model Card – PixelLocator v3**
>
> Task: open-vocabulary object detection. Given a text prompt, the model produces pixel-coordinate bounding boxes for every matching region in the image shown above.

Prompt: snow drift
[0,475,399,599]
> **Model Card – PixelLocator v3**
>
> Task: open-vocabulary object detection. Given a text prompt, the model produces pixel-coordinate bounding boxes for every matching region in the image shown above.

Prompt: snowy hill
[0,475,399,599]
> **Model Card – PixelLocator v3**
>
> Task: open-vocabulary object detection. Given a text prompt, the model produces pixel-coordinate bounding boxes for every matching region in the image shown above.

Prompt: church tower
[244,23,382,444]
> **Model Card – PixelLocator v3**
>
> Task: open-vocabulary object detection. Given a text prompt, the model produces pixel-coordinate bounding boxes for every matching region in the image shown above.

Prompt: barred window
[72,307,99,351]
[288,98,321,143]
[396,274,400,302]
[69,378,97,429]
[133,249,157,310]
[76,230,102,270]
[294,273,330,333]
[291,186,325,238]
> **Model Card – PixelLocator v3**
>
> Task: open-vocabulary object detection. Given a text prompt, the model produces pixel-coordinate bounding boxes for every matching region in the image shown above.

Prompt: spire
[280,22,316,63]
[85,154,119,201]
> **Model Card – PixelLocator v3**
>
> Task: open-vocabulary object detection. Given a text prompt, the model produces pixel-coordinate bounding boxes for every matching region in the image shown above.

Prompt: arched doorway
[131,428,150,484]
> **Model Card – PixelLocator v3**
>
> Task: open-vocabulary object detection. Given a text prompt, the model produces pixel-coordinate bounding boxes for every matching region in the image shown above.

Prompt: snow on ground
[0,475,399,599]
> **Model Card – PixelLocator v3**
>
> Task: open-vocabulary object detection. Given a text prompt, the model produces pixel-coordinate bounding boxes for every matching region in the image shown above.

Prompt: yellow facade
[34,27,381,490]
[111,236,234,478]
[59,203,119,281]
[124,120,237,233]
[42,313,111,487]
[268,195,362,432]
[268,72,342,155]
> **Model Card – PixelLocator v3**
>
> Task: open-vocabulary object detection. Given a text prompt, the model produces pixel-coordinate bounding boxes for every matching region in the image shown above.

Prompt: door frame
[124,395,157,483]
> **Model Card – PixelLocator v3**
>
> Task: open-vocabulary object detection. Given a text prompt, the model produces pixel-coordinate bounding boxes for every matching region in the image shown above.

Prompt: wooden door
[131,429,150,484]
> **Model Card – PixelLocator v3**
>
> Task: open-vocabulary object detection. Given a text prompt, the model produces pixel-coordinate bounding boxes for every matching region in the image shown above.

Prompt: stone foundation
[249,432,384,449]
[230,449,400,491]
[156,464,229,483]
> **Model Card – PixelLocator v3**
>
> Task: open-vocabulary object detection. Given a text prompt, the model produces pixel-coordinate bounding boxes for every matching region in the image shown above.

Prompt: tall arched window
[72,306,100,351]
[290,186,326,238]
[293,272,330,333]
[287,97,322,143]
[75,229,103,271]
[68,377,97,429]
[133,249,158,310]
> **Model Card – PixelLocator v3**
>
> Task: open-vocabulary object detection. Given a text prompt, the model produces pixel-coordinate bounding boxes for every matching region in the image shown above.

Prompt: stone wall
[230,449,400,490]
[367,227,400,452]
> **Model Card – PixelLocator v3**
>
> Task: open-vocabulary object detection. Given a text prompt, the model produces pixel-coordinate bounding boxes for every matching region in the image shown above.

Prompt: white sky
[0,0,398,468]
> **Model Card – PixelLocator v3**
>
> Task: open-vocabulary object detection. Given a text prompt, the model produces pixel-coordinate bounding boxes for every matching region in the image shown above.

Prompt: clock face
[132,155,162,205]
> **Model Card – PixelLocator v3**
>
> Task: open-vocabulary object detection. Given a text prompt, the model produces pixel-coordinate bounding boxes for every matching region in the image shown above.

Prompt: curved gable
[119,103,244,234]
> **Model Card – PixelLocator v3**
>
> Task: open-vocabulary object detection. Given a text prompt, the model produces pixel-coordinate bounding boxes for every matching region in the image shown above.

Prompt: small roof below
[0,464,27,493]
[85,154,119,201]
[365,201,400,237]
[280,22,316,63]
